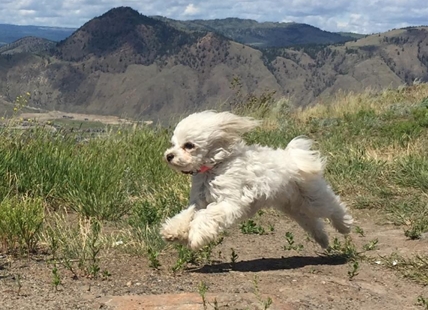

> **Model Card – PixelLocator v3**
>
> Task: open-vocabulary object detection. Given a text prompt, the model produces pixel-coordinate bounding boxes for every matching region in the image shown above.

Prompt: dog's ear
[217,112,261,138]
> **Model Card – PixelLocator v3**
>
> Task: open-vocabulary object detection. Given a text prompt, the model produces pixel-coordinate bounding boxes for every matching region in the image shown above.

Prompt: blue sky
[1,0,427,34]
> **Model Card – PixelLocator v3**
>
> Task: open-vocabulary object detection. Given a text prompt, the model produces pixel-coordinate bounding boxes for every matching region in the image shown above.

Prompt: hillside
[55,7,200,63]
[0,37,56,55]
[0,7,427,120]
[152,16,359,48]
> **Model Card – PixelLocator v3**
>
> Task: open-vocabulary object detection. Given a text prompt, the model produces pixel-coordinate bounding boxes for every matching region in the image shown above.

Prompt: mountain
[0,7,427,121]
[0,24,75,46]
[151,16,359,48]
[0,37,56,55]
[55,7,200,63]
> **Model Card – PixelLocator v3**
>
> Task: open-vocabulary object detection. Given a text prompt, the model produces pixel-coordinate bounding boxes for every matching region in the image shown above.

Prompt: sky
[0,0,427,34]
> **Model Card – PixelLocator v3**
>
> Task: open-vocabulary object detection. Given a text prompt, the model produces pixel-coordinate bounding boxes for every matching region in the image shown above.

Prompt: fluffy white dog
[160,111,353,251]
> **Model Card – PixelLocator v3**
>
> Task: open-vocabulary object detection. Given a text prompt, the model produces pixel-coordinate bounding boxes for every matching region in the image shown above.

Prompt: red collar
[198,165,211,173]
[181,165,213,175]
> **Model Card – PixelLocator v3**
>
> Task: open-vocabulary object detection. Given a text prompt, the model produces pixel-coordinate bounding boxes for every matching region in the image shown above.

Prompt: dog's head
[164,111,260,174]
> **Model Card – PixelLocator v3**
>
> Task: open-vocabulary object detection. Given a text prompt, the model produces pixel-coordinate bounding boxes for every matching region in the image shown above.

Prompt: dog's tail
[286,136,325,180]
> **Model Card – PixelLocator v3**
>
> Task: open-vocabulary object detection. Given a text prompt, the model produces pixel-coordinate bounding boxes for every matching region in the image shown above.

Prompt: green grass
[0,84,427,284]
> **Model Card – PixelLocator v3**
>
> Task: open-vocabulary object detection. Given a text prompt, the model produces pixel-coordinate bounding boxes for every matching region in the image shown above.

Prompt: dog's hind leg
[299,179,353,235]
[288,211,329,248]
[328,196,353,234]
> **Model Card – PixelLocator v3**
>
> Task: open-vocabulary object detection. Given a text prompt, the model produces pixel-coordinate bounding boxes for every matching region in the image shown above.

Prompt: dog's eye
[183,142,195,150]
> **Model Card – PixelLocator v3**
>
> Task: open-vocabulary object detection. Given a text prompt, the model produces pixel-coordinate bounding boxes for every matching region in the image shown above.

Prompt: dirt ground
[1,209,427,310]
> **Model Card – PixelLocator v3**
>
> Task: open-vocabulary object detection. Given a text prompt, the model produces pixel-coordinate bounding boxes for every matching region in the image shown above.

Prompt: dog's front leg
[188,201,245,250]
[160,205,197,245]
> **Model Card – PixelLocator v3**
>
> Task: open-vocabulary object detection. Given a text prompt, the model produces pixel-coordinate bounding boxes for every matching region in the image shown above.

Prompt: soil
[1,209,427,310]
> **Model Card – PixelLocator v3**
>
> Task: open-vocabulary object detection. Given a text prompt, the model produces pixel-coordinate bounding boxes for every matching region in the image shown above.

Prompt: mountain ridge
[0,7,427,121]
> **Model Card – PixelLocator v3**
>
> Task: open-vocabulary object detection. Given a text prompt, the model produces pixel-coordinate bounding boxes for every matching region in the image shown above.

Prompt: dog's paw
[160,220,189,243]
[188,219,219,250]
[187,230,206,251]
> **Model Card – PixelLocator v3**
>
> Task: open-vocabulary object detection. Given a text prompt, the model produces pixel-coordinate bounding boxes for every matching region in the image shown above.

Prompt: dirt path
[19,111,133,125]
[1,210,427,309]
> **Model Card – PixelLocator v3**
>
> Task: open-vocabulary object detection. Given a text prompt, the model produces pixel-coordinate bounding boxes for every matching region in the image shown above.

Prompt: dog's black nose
[166,153,174,162]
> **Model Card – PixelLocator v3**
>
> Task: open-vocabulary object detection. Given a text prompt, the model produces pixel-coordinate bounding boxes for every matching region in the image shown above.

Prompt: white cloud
[0,0,427,33]
[183,3,199,16]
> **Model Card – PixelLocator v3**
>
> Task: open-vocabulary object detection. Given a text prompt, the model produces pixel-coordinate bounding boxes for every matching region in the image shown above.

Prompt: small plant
[197,281,219,310]
[172,237,224,272]
[99,270,111,279]
[0,195,44,256]
[85,219,102,277]
[405,223,426,240]
[12,92,31,116]
[363,238,379,251]
[253,275,273,310]
[348,261,360,280]
[171,244,197,273]
[418,295,428,309]
[198,237,224,265]
[15,273,22,296]
[284,232,303,251]
[198,281,209,310]
[51,262,62,291]
[147,247,161,269]
[355,226,365,237]
[240,219,266,235]
[325,236,359,261]
[230,248,239,264]
[42,214,105,278]
[382,253,428,285]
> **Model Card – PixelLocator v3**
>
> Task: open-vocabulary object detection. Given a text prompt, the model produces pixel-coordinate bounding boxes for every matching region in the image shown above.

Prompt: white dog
[160,111,353,251]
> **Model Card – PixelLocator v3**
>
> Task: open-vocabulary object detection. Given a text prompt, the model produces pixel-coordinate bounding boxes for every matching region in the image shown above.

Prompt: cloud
[0,0,426,33]
[183,3,200,16]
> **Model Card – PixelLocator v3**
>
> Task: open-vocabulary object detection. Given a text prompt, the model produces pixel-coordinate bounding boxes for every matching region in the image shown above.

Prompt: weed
[253,275,273,309]
[198,281,209,310]
[363,238,379,251]
[405,222,428,240]
[171,245,197,273]
[383,253,428,285]
[284,232,303,252]
[171,237,223,272]
[354,226,365,237]
[85,219,102,277]
[147,247,161,269]
[348,261,360,280]
[102,270,112,278]
[51,261,62,291]
[418,296,428,309]
[197,281,220,310]
[0,195,44,256]
[230,248,239,264]
[325,236,359,261]
[42,214,104,278]
[198,237,224,265]
[15,273,22,296]
[240,219,266,235]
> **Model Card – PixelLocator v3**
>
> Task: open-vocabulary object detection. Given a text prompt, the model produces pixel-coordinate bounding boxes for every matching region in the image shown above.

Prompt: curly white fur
[161,111,353,250]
